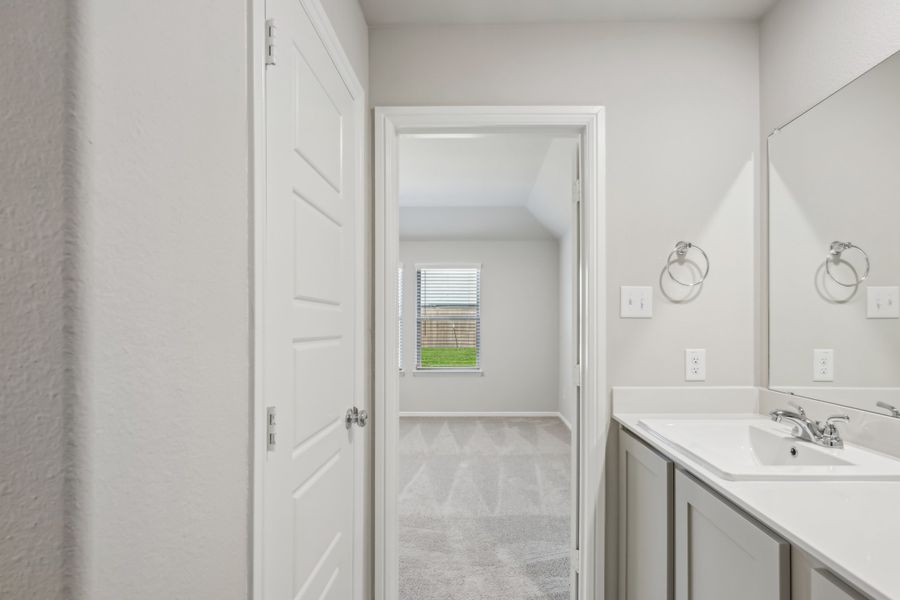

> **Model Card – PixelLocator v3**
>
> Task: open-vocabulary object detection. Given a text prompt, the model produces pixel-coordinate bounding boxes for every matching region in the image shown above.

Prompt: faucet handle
[876,401,900,418]
[821,414,850,438]
[788,401,806,417]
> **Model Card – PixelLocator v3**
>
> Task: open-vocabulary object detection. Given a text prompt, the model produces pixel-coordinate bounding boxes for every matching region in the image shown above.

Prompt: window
[416,266,481,370]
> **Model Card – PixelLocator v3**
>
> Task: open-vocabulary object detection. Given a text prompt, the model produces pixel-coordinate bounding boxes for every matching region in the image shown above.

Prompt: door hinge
[575,362,583,388]
[572,549,581,573]
[573,179,582,205]
[266,406,277,451]
[265,19,276,66]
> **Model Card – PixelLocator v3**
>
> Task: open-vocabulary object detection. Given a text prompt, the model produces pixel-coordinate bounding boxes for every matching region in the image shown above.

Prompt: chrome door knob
[345,407,368,429]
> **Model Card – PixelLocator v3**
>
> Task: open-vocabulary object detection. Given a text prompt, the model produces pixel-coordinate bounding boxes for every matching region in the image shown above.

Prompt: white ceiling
[399,134,576,241]
[361,0,778,27]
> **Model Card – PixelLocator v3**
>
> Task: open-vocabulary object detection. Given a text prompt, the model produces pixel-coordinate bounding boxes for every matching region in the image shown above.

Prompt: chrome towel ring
[666,241,710,287]
[825,241,870,287]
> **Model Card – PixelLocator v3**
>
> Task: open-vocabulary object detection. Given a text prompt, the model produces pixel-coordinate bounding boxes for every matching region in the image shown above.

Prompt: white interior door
[263,0,360,597]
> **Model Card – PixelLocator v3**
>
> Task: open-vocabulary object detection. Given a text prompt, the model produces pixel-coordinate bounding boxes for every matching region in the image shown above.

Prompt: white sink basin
[638,417,900,481]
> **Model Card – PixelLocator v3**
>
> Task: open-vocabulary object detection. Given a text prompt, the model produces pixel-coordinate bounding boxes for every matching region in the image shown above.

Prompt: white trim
[251,1,366,599]
[411,368,483,376]
[414,262,483,269]
[558,411,573,431]
[250,0,266,597]
[400,411,563,418]
[375,105,606,600]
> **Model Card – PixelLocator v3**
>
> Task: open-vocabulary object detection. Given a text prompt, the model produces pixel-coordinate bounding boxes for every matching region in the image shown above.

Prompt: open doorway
[397,132,578,599]
[375,107,605,600]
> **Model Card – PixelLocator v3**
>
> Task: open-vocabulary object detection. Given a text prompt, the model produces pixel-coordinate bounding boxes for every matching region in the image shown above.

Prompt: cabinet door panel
[675,470,789,600]
[811,569,867,600]
[619,428,674,600]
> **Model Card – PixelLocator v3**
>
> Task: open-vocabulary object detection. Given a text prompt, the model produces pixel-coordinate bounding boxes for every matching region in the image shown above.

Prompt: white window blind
[416,267,481,370]
[398,266,403,370]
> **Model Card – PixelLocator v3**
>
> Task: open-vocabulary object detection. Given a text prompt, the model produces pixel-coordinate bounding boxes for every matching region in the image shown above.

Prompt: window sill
[412,369,483,377]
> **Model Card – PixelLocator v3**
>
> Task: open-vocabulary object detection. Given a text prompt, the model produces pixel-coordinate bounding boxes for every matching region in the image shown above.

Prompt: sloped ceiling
[399,133,576,241]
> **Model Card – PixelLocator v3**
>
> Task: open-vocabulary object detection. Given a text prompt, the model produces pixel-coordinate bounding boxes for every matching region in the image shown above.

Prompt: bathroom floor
[398,417,571,600]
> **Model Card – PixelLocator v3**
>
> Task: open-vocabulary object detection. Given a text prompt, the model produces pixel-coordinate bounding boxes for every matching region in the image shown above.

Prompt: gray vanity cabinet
[675,469,790,600]
[810,569,867,600]
[618,429,674,600]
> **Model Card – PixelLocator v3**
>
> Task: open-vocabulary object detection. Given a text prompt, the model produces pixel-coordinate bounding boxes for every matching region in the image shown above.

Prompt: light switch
[867,286,900,319]
[620,286,653,318]
[685,349,706,381]
[813,349,834,382]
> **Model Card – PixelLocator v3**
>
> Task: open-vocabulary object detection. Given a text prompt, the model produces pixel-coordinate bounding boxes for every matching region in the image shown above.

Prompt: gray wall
[370,22,760,599]
[0,1,68,598]
[400,240,560,413]
[371,22,760,390]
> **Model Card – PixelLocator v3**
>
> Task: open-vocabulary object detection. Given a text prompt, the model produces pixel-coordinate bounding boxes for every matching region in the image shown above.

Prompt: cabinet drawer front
[675,470,790,600]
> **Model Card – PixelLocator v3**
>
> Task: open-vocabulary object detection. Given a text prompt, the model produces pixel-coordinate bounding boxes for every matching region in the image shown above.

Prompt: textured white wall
[759,0,900,388]
[0,1,67,598]
[67,1,252,597]
[399,240,560,413]
[371,22,760,390]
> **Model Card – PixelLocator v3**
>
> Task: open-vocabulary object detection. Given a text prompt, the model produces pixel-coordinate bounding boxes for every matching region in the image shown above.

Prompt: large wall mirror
[769,50,900,418]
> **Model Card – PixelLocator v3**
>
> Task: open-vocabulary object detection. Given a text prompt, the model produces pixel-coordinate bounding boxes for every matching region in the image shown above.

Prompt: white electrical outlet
[685,349,706,381]
[620,286,653,318]
[867,286,900,319]
[813,349,834,382]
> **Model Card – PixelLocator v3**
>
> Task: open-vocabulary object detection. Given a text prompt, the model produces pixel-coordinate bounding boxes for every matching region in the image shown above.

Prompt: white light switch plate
[813,349,834,382]
[685,349,706,381]
[867,286,900,318]
[620,286,653,318]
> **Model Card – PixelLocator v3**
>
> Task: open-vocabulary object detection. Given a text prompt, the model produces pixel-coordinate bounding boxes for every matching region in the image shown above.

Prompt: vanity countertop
[615,410,900,600]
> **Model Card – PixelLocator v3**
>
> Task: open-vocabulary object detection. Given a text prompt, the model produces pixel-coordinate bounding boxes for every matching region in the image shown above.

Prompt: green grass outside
[419,347,478,368]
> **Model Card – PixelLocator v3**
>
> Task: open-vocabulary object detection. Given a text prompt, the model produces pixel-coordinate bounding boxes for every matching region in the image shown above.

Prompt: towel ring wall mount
[666,241,710,287]
[825,241,870,288]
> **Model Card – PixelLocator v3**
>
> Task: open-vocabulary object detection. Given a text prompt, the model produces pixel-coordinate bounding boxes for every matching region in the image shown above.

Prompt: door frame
[374,106,607,600]
[250,0,368,597]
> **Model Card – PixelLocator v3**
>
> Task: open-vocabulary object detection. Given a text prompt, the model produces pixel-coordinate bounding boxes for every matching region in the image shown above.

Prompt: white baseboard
[400,411,572,429]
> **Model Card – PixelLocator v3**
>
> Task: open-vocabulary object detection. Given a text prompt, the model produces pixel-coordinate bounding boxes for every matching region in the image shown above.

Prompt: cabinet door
[619,428,674,600]
[675,470,789,600]
[811,569,867,600]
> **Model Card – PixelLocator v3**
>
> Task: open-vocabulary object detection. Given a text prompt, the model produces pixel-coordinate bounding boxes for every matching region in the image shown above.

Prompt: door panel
[263,0,359,597]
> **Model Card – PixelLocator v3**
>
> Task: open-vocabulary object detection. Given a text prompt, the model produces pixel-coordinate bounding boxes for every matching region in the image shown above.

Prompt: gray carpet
[399,417,571,600]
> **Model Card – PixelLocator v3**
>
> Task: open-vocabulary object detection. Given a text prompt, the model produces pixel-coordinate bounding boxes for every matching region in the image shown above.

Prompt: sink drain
[789,446,798,457]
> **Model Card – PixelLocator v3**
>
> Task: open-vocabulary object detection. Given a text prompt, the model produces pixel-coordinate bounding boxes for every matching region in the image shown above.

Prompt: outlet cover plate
[620,286,653,318]
[813,348,834,382]
[685,348,706,381]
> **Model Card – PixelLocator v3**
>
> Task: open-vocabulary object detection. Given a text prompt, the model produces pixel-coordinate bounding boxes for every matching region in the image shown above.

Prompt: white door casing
[374,106,606,600]
[260,0,365,598]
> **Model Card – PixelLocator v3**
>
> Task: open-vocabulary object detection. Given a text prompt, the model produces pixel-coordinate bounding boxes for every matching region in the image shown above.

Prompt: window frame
[413,262,483,375]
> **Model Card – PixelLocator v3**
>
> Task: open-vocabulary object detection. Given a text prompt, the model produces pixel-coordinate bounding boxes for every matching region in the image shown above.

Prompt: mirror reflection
[768,50,900,417]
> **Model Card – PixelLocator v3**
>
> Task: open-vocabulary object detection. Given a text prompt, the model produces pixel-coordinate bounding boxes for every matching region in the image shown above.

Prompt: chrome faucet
[769,404,850,449]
